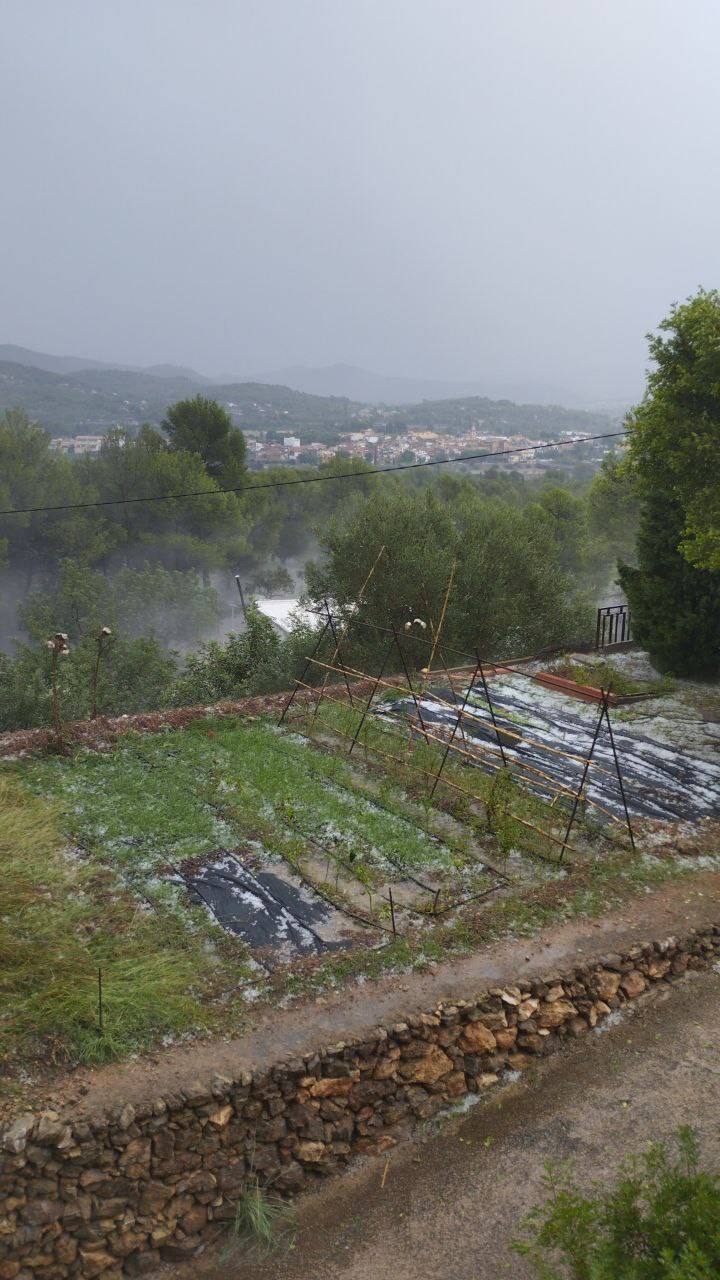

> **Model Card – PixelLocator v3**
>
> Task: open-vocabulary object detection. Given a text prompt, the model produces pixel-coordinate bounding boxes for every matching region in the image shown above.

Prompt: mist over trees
[0,386,644,730]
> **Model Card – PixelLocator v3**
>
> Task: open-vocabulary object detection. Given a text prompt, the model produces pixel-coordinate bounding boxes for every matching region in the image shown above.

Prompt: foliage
[0,410,112,580]
[484,768,522,855]
[514,1128,720,1279]
[549,659,673,698]
[0,773,217,1065]
[529,487,590,578]
[586,455,641,578]
[620,291,720,676]
[626,289,720,573]
[163,395,247,484]
[20,559,221,647]
[79,425,248,575]
[0,632,177,730]
[620,497,720,677]
[307,484,594,663]
[172,605,319,703]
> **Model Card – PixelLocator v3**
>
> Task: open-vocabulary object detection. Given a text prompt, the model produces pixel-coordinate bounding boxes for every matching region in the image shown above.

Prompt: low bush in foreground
[515,1128,720,1279]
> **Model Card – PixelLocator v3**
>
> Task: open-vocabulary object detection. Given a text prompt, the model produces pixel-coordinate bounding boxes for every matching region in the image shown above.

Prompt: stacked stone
[1,926,718,1279]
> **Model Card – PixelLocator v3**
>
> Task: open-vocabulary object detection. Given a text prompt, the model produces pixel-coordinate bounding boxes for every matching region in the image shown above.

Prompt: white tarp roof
[255,597,315,634]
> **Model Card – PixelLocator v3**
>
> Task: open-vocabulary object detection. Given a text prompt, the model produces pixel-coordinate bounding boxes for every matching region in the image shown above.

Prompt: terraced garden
[2,683,717,1091]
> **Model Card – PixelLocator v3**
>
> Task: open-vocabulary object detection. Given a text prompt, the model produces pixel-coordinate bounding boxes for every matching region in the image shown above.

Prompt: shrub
[514,1128,720,1279]
[0,632,177,731]
[173,604,322,704]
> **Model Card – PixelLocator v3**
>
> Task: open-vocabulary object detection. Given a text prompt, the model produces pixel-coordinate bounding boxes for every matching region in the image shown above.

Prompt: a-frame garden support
[348,637,395,755]
[560,688,636,861]
[277,616,332,725]
[429,661,480,797]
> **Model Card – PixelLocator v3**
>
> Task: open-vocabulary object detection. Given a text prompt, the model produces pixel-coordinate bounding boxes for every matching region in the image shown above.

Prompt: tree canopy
[619,290,720,675]
[162,395,247,485]
[626,288,720,572]
[306,484,593,663]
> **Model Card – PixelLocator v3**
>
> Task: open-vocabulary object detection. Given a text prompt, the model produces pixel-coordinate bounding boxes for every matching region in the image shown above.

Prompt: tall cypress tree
[619,290,720,676]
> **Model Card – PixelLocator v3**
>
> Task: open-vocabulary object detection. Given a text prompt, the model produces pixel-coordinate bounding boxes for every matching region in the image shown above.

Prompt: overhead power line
[0,429,629,518]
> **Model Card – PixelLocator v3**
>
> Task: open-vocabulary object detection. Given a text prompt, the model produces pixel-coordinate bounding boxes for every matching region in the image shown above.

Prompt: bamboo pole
[308,545,387,731]
[287,684,586,860]
[304,653,618,781]
[289,674,622,824]
[423,560,456,684]
[302,657,620,797]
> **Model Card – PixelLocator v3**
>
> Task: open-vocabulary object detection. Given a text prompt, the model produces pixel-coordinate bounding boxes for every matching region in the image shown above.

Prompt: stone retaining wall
[2,925,719,1279]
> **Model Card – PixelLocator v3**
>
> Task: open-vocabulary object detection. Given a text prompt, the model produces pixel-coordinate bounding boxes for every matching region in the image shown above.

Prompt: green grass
[20,718,477,932]
[0,774,222,1069]
[305,695,595,864]
[228,1176,296,1257]
[3,709,712,1077]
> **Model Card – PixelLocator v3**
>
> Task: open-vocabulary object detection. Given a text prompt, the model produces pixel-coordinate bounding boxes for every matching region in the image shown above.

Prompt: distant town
[50,420,613,472]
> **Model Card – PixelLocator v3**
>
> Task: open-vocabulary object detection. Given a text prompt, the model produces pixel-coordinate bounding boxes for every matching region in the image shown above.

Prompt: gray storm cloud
[2,0,719,406]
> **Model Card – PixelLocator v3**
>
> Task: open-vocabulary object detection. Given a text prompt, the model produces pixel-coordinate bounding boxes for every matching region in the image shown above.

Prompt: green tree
[173,605,320,704]
[0,410,112,586]
[163,396,247,485]
[82,427,250,577]
[619,291,720,675]
[307,484,592,664]
[586,454,640,574]
[529,487,588,578]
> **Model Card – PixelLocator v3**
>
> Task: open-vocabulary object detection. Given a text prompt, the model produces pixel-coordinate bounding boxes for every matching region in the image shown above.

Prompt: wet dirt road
[179,967,720,1280]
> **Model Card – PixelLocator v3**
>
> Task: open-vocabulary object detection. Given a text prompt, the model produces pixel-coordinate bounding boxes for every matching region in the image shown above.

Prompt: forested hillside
[0,350,614,440]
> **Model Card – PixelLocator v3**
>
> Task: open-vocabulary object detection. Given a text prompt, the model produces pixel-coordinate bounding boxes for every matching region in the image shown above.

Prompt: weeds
[2,709,711,1075]
[550,659,675,698]
[228,1176,295,1257]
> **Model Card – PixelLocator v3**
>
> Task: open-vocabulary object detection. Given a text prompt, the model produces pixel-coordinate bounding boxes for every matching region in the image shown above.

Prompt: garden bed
[1,653,718,1099]
[533,670,657,705]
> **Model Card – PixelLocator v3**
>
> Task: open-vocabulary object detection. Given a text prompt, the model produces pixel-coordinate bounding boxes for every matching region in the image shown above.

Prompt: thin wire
[0,429,628,517]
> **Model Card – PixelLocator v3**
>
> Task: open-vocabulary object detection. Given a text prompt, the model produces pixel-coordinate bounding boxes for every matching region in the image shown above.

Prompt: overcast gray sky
[2,0,719,404]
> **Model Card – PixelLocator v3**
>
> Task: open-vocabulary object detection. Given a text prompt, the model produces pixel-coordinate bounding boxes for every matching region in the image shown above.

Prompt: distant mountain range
[0,350,371,436]
[0,344,208,384]
[0,343,621,439]
[247,362,585,408]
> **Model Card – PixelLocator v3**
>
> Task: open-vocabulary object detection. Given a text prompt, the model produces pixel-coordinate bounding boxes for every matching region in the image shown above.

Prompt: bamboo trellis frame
[301,654,622,803]
[278,599,637,865]
[286,677,586,862]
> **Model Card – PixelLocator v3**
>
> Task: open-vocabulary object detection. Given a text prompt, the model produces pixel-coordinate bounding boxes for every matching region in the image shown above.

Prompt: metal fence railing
[595,603,632,649]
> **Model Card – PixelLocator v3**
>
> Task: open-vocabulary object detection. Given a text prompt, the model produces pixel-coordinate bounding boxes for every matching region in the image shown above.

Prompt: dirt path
[179,965,720,1280]
[36,870,720,1121]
